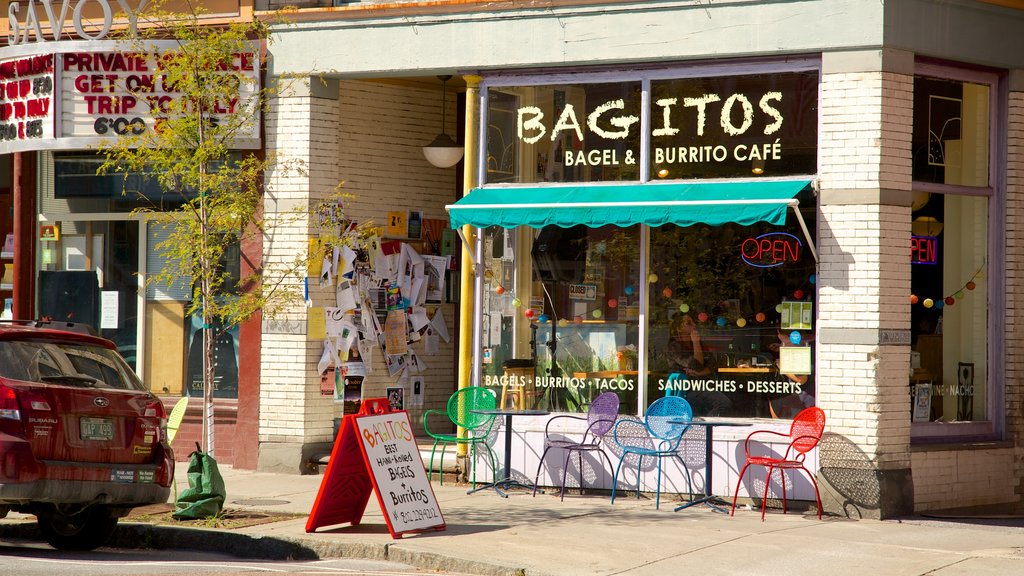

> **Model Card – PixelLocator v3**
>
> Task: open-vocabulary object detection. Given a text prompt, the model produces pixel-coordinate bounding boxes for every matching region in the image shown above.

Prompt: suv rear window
[0,339,146,391]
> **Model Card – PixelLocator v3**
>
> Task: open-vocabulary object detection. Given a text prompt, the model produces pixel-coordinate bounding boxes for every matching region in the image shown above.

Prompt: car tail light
[0,383,20,421]
[144,400,166,420]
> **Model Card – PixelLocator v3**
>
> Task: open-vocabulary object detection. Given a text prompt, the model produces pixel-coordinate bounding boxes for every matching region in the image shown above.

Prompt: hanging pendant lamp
[422,75,464,168]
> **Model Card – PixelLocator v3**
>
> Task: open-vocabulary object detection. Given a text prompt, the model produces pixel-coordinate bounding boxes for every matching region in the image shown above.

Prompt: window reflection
[480,225,639,414]
[647,206,816,418]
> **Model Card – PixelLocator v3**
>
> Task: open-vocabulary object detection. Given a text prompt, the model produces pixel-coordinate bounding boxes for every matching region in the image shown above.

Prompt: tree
[98,4,304,455]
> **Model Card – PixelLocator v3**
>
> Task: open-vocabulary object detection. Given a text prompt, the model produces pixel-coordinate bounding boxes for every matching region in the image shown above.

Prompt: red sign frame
[306,397,445,539]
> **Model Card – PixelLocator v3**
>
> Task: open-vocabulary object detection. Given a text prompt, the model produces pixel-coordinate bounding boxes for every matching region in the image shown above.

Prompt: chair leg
[429,442,440,483]
[655,456,663,510]
[469,443,476,489]
[730,462,752,516]
[577,451,584,494]
[483,442,498,486]
[761,465,775,521]
[532,445,552,498]
[781,468,789,515]
[598,449,616,490]
[561,450,573,501]
[634,455,644,500]
[611,455,627,505]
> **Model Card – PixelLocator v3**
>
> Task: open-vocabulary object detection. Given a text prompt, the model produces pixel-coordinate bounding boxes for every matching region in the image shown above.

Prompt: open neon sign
[912,235,938,265]
[740,232,802,268]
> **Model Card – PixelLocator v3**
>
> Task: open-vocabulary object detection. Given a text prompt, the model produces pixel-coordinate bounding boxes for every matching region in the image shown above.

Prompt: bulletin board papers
[384,310,409,356]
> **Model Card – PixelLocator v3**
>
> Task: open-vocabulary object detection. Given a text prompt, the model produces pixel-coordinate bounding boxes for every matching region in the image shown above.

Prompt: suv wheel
[37,507,119,551]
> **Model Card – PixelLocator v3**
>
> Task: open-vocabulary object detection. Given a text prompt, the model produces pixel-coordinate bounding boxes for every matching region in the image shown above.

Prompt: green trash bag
[172,443,226,520]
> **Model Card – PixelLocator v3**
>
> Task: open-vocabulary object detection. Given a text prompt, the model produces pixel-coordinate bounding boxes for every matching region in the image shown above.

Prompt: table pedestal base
[674,495,731,513]
[467,477,539,498]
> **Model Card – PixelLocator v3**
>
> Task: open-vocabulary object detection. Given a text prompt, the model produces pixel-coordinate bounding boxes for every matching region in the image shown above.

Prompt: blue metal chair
[611,395,694,509]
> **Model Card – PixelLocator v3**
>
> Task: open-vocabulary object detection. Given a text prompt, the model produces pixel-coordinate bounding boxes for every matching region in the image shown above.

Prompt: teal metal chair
[610,395,694,509]
[422,387,499,487]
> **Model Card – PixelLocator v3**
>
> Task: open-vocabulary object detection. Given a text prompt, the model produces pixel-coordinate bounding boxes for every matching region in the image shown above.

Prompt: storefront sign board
[0,40,260,154]
[306,398,445,539]
[0,53,55,147]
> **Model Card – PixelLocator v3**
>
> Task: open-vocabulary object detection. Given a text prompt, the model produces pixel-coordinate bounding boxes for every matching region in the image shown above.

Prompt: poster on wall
[422,256,448,303]
[386,386,404,411]
[185,313,239,399]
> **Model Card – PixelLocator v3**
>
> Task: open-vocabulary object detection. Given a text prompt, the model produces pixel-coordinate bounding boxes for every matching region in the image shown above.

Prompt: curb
[0,520,527,576]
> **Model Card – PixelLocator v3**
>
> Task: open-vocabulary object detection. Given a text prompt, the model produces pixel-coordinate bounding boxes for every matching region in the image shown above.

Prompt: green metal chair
[422,387,498,487]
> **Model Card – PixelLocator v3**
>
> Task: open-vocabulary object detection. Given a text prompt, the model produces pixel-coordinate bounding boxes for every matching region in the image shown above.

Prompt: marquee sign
[0,39,260,154]
[0,53,55,144]
[487,71,818,183]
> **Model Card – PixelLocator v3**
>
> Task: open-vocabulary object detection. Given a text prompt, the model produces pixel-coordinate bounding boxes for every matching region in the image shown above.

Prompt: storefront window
[911,77,990,187]
[646,196,817,418]
[910,193,987,424]
[479,225,640,414]
[39,152,243,399]
[52,154,191,212]
[650,72,818,180]
[486,82,642,184]
[910,68,993,432]
[37,220,139,369]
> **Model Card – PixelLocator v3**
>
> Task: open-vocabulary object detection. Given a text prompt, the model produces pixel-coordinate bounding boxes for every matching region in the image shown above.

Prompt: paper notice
[430,309,451,343]
[308,307,327,340]
[384,310,408,356]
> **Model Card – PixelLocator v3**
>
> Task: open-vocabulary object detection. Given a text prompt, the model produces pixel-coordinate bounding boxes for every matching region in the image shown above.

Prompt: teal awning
[446,179,812,230]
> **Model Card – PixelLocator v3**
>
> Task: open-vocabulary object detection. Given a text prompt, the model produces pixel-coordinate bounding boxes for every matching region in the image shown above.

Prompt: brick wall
[259,78,459,469]
[336,79,459,436]
[261,79,337,450]
[911,447,1017,511]
[817,69,913,473]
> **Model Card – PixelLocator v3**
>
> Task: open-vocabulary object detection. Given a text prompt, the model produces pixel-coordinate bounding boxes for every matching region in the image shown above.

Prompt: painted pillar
[456,75,482,463]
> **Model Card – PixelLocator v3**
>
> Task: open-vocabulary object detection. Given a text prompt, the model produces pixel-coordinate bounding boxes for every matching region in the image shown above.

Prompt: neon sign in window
[911,235,938,265]
[740,232,802,268]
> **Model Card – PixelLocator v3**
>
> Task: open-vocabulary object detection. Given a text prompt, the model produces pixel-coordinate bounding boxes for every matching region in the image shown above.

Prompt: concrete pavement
[4,462,1024,575]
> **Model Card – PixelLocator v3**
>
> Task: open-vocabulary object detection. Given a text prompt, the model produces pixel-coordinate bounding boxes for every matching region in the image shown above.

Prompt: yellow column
[457,75,482,455]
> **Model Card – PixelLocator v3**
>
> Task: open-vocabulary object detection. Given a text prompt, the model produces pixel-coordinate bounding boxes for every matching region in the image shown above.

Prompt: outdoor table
[468,409,550,497]
[670,419,749,513]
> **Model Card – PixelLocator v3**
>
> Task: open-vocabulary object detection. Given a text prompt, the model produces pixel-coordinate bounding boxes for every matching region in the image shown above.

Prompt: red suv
[0,322,174,550]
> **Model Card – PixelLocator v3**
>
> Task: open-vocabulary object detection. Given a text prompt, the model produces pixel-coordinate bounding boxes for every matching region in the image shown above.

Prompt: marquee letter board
[306,397,445,538]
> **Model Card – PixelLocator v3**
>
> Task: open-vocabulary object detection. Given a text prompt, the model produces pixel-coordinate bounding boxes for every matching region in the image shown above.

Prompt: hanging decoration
[909,263,984,309]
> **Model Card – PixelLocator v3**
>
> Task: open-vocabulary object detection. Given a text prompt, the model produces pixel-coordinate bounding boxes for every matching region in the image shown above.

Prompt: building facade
[0,0,263,467]
[261,0,1024,518]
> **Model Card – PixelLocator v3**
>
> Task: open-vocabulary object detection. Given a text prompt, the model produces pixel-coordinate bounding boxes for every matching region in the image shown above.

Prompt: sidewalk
[5,462,1024,576]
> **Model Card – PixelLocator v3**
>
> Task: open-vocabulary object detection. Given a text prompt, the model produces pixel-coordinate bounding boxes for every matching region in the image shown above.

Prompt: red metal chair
[730,406,825,520]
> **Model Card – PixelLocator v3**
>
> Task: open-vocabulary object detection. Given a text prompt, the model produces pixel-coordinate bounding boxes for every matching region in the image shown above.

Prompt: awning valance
[446,179,812,230]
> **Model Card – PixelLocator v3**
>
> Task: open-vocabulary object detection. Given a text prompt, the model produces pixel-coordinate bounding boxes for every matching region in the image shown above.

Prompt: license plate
[80,417,114,441]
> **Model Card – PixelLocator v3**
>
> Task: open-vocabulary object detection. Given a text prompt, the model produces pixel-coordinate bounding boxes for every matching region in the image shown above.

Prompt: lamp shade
[423,133,464,168]
[911,216,943,237]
